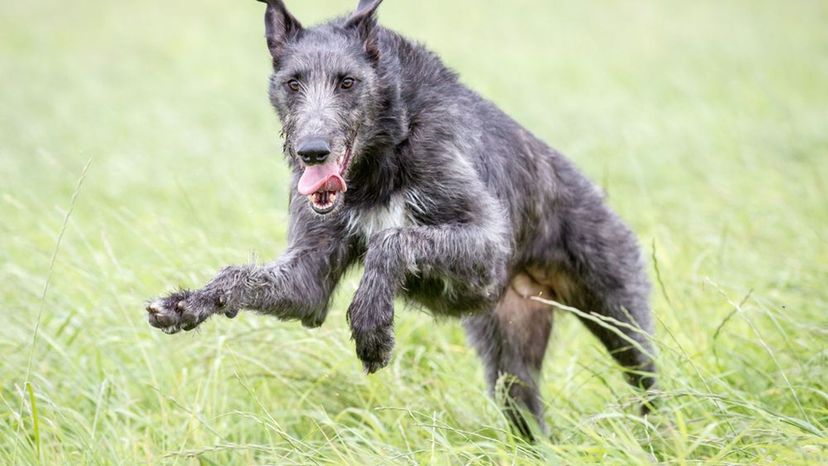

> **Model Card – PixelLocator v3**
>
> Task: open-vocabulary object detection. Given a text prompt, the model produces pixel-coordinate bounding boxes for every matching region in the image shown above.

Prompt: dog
[147,0,656,439]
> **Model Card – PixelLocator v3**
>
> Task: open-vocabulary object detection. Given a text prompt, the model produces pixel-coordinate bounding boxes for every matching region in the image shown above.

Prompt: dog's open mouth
[297,146,352,214]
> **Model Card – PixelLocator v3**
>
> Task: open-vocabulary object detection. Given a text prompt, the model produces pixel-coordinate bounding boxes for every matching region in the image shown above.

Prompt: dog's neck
[345,34,411,209]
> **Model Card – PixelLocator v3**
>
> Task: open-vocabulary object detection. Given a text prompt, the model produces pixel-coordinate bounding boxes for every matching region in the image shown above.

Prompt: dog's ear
[258,0,303,62]
[344,0,383,63]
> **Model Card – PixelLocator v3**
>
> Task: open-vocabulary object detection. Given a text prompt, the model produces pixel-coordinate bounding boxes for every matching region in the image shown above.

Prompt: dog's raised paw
[354,326,394,374]
[145,289,192,334]
[146,288,236,334]
[146,300,182,334]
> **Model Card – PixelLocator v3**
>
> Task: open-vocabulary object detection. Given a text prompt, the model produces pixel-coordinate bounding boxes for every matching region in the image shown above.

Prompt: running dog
[147,0,657,438]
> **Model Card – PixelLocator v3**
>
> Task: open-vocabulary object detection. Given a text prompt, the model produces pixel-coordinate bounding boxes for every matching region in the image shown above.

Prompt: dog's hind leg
[559,204,658,411]
[463,278,553,440]
[573,282,657,410]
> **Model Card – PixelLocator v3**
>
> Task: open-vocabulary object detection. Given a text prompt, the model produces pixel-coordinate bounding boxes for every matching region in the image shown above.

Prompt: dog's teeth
[308,190,339,212]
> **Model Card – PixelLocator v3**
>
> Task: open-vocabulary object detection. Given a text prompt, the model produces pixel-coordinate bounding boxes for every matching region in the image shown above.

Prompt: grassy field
[1,0,827,464]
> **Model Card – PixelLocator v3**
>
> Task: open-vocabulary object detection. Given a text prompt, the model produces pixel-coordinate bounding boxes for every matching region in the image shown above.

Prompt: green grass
[1,0,827,464]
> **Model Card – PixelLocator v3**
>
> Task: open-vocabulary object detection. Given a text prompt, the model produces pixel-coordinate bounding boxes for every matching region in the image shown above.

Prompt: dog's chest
[346,194,412,240]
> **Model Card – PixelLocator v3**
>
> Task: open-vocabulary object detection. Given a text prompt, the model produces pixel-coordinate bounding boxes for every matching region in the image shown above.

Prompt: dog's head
[260,0,386,215]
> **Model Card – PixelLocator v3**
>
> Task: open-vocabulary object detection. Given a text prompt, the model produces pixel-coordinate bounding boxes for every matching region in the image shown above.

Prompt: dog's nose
[296,139,331,165]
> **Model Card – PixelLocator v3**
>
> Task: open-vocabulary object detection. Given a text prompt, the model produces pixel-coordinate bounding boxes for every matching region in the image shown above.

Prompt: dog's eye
[287,79,301,92]
[340,77,355,90]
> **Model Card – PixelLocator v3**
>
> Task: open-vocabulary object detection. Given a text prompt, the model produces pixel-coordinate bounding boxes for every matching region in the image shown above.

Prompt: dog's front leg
[147,248,341,333]
[147,216,354,334]
[349,223,510,373]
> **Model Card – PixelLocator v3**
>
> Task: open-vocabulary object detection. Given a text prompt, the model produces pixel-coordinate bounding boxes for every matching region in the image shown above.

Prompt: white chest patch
[347,193,412,240]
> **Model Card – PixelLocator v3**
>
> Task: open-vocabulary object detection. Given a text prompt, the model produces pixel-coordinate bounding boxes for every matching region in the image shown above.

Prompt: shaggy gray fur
[147,0,656,439]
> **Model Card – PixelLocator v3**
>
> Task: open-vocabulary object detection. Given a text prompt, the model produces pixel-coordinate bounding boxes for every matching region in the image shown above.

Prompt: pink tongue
[297,159,347,195]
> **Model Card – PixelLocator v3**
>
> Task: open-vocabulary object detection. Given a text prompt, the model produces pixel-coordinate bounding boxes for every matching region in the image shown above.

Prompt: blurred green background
[1,0,826,464]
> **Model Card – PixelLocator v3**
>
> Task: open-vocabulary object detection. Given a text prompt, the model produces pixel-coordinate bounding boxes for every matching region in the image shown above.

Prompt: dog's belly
[402,275,496,317]
[401,268,576,317]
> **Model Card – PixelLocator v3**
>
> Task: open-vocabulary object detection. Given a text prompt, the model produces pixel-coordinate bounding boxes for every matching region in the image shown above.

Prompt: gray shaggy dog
[147,0,656,439]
